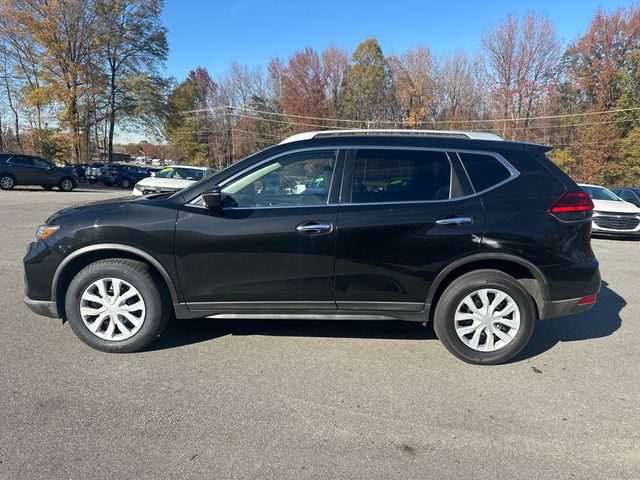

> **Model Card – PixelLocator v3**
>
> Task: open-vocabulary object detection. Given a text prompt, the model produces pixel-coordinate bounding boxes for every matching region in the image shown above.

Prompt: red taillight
[548,191,594,213]
[578,295,597,305]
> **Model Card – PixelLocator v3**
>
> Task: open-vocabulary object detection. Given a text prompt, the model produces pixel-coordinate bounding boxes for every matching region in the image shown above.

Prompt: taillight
[548,191,594,213]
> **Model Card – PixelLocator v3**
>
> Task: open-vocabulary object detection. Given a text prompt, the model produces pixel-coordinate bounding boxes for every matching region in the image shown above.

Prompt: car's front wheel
[64,259,172,353]
[0,174,16,190]
[434,269,536,365]
[58,177,75,192]
[121,178,131,188]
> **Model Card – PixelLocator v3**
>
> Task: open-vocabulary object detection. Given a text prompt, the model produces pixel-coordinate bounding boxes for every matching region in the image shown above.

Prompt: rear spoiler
[524,143,554,154]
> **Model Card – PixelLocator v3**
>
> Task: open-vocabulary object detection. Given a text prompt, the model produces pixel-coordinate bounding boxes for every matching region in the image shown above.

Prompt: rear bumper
[539,264,601,319]
[24,296,59,319]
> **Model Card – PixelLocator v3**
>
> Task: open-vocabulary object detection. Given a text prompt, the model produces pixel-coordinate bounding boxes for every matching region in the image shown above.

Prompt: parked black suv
[0,154,77,191]
[23,130,600,364]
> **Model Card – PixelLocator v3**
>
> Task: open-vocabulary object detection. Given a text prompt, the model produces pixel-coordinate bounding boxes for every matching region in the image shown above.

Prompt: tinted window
[220,150,337,207]
[351,149,451,203]
[9,155,33,166]
[155,167,206,181]
[580,185,620,201]
[619,189,639,201]
[31,157,52,169]
[459,153,511,192]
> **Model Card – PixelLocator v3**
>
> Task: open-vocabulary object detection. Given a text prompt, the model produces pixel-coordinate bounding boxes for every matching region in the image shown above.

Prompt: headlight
[134,183,143,191]
[35,224,59,241]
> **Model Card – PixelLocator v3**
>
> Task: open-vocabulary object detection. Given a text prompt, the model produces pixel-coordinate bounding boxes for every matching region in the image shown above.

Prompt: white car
[132,166,212,196]
[579,183,640,237]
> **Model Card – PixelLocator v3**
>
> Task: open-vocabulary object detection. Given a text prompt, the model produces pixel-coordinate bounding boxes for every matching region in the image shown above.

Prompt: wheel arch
[52,244,180,319]
[426,253,549,321]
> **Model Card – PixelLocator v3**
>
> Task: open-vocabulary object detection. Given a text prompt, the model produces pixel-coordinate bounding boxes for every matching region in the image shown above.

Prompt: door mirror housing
[202,186,222,210]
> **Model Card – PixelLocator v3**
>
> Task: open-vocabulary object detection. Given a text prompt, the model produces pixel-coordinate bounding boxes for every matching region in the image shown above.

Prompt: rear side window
[459,152,511,192]
[352,149,452,203]
[9,155,33,166]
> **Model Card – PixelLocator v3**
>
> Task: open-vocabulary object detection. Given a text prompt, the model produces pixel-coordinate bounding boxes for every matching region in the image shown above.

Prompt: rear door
[334,147,486,312]
[7,155,39,184]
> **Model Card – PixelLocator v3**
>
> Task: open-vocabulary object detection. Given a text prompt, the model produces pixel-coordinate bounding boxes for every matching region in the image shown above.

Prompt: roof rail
[279,129,503,144]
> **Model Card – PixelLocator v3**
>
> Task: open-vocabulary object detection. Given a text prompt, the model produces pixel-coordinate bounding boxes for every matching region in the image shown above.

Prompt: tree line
[2,2,640,185]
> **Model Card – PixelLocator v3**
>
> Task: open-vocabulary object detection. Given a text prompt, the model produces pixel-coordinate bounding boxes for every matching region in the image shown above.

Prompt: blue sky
[162,0,637,80]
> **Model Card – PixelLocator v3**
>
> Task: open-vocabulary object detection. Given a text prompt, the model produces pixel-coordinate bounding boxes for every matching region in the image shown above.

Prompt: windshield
[155,167,206,181]
[580,185,620,201]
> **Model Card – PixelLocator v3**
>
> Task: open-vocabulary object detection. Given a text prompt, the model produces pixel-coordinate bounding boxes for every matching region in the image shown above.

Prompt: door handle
[435,216,473,226]
[296,221,333,234]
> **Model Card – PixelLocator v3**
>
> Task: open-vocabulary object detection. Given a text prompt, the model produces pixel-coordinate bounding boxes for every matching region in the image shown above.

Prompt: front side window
[351,149,451,203]
[31,157,52,169]
[220,150,337,207]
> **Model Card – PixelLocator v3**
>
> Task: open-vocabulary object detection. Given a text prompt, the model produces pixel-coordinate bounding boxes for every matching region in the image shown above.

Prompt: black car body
[98,164,151,188]
[611,187,640,207]
[0,153,77,191]
[23,131,601,364]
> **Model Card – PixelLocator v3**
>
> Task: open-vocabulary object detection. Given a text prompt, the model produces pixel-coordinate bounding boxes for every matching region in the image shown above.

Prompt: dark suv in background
[98,164,151,188]
[0,153,77,191]
[23,130,600,364]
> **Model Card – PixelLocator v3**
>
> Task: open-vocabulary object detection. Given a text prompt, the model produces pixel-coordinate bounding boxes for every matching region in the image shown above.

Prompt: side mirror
[202,186,222,210]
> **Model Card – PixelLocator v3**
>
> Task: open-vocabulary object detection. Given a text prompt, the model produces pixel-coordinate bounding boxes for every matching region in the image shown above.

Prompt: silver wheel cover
[80,277,146,341]
[454,288,521,352]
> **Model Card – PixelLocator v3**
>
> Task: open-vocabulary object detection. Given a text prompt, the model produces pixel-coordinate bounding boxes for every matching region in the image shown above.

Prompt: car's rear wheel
[78,175,86,183]
[64,259,172,353]
[0,174,16,190]
[121,178,131,188]
[434,269,536,365]
[58,177,75,192]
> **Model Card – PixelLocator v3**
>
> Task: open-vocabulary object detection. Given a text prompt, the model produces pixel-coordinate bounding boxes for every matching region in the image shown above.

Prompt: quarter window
[458,152,511,192]
[351,149,452,203]
[220,150,337,207]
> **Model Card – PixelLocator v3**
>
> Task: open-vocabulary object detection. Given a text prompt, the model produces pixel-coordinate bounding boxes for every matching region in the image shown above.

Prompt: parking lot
[0,187,639,480]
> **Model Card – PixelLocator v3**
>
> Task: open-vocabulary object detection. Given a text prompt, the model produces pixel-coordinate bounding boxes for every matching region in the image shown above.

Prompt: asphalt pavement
[0,187,638,479]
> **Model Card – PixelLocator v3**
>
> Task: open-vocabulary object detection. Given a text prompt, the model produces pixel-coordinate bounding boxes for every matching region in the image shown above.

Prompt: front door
[175,149,344,312]
[334,147,486,312]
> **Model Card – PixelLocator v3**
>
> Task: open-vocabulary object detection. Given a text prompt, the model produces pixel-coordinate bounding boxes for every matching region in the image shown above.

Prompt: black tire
[42,185,54,191]
[58,177,75,192]
[78,175,86,183]
[0,173,16,190]
[121,178,131,188]
[433,269,536,365]
[88,179,97,184]
[64,258,172,353]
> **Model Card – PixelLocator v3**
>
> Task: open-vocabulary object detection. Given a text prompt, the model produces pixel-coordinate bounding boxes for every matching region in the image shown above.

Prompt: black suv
[1,154,77,191]
[23,131,600,364]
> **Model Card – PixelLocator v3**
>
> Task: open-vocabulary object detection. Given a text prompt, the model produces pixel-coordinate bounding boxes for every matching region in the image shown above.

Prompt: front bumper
[24,296,59,318]
[591,213,640,237]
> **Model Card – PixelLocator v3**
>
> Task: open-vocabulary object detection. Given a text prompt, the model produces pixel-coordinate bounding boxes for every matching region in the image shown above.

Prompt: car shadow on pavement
[148,281,624,362]
[513,280,624,362]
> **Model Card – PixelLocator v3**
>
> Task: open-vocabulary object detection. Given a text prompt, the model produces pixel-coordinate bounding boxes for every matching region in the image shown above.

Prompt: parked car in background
[72,164,87,183]
[579,184,640,237]
[132,165,212,196]
[85,163,105,183]
[98,164,152,188]
[0,153,77,191]
[24,130,600,365]
[610,187,640,207]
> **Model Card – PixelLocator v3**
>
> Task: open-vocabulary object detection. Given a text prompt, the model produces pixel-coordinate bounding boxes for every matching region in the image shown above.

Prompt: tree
[321,45,348,116]
[94,0,168,161]
[340,39,392,124]
[482,12,560,138]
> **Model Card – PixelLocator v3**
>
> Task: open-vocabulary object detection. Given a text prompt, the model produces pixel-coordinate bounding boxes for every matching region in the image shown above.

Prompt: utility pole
[226,106,235,164]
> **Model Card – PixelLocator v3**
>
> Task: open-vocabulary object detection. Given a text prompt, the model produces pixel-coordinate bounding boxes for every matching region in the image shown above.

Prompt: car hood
[135,177,196,191]
[45,195,155,224]
[592,199,640,213]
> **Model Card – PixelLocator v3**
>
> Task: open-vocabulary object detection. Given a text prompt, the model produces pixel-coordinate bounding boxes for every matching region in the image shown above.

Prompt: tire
[78,175,86,183]
[433,269,536,365]
[121,178,131,188]
[42,185,54,191]
[88,179,97,184]
[58,177,75,192]
[0,174,16,190]
[64,258,172,353]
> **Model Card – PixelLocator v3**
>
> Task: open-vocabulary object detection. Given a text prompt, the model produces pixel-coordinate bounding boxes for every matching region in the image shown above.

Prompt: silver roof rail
[280,129,503,144]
